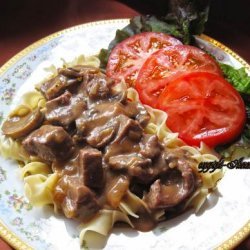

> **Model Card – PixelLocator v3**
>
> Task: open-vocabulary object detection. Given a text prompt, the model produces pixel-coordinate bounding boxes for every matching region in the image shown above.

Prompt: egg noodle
[0,55,223,249]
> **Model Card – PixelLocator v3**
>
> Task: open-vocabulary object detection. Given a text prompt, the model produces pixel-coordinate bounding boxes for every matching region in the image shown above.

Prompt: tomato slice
[135,45,222,107]
[106,32,182,86]
[156,72,246,147]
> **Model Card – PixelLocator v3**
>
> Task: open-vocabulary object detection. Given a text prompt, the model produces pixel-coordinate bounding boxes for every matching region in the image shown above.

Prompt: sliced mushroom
[1,109,44,139]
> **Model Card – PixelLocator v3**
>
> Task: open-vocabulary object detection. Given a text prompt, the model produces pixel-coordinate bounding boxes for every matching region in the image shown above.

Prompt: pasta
[79,210,133,249]
[24,173,59,206]
[119,190,150,218]
[0,55,224,249]
[0,135,30,162]
[21,161,51,179]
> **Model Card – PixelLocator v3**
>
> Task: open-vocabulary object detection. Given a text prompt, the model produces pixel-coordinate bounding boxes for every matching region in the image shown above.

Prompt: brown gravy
[3,65,200,231]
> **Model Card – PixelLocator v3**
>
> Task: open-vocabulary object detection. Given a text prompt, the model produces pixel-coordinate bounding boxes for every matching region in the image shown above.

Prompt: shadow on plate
[153,187,222,236]
[38,186,222,248]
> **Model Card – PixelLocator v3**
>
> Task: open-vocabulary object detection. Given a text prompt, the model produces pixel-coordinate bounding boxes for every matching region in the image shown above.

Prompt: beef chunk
[109,154,151,171]
[114,115,143,143]
[133,102,150,128]
[144,162,197,210]
[78,148,104,189]
[75,105,142,148]
[121,156,156,184]
[40,66,101,100]
[140,135,162,159]
[40,75,80,100]
[58,67,82,78]
[112,101,150,129]
[75,108,120,147]
[45,91,86,128]
[22,125,74,162]
[104,118,167,184]
[59,65,100,78]
[106,175,129,208]
[86,75,113,100]
[60,178,100,220]
[75,103,117,140]
[108,153,166,184]
[86,123,117,148]
[128,153,169,184]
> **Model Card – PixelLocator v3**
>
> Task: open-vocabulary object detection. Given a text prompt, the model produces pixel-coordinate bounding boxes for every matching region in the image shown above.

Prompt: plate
[0,19,250,250]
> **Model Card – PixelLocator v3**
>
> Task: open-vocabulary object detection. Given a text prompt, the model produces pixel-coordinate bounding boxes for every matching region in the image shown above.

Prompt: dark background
[122,0,250,63]
[0,0,250,66]
[0,0,249,249]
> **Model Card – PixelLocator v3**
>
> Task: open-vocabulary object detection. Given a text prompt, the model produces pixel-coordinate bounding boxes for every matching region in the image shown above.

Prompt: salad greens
[217,64,250,159]
[99,0,210,68]
[220,63,250,95]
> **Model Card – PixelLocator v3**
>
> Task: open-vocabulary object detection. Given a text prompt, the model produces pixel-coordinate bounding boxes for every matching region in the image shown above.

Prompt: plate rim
[0,18,249,250]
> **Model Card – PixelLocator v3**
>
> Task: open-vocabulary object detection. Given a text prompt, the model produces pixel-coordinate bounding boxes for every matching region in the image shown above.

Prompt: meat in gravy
[19,66,200,229]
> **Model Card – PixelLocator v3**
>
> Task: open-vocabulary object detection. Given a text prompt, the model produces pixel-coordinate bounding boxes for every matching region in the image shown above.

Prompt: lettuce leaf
[99,0,210,68]
[216,65,250,159]
[220,63,250,95]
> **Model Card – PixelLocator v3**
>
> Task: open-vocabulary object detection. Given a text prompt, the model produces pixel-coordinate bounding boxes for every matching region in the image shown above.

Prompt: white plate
[0,19,249,250]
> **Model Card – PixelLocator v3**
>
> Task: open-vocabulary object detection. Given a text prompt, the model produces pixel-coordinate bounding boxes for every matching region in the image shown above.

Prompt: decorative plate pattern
[0,19,249,250]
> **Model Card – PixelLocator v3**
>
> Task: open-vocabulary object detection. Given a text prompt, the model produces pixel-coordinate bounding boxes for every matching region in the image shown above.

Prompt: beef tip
[103,116,142,158]
[144,161,197,210]
[45,91,86,128]
[75,108,120,147]
[106,175,129,208]
[59,65,100,78]
[108,153,165,184]
[140,135,162,159]
[58,67,82,78]
[109,154,151,171]
[75,106,142,147]
[75,109,93,136]
[107,144,160,184]
[164,148,194,169]
[59,178,100,220]
[86,122,117,148]
[78,148,104,189]
[86,75,113,100]
[22,125,74,162]
[134,102,150,128]
[114,115,143,143]
[39,65,101,100]
[116,101,150,128]
[127,153,168,184]
[39,74,81,100]
[126,158,156,184]
[104,117,165,184]
[104,132,141,161]
[75,102,119,136]
[112,102,136,118]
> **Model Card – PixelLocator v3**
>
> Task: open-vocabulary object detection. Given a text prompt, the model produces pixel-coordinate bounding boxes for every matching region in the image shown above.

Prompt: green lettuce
[99,0,210,68]
[220,63,250,95]
[216,65,250,159]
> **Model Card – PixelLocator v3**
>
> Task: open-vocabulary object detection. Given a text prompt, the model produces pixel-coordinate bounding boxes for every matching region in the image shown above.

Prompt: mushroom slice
[2,108,44,139]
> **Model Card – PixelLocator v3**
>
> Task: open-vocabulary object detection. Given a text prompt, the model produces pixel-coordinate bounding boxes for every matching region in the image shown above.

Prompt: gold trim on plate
[0,221,32,250]
[200,34,250,71]
[216,221,250,250]
[0,19,249,250]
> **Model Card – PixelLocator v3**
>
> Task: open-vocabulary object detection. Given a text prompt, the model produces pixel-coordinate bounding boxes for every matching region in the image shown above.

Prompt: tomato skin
[106,32,182,86]
[156,72,246,147]
[135,45,222,107]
